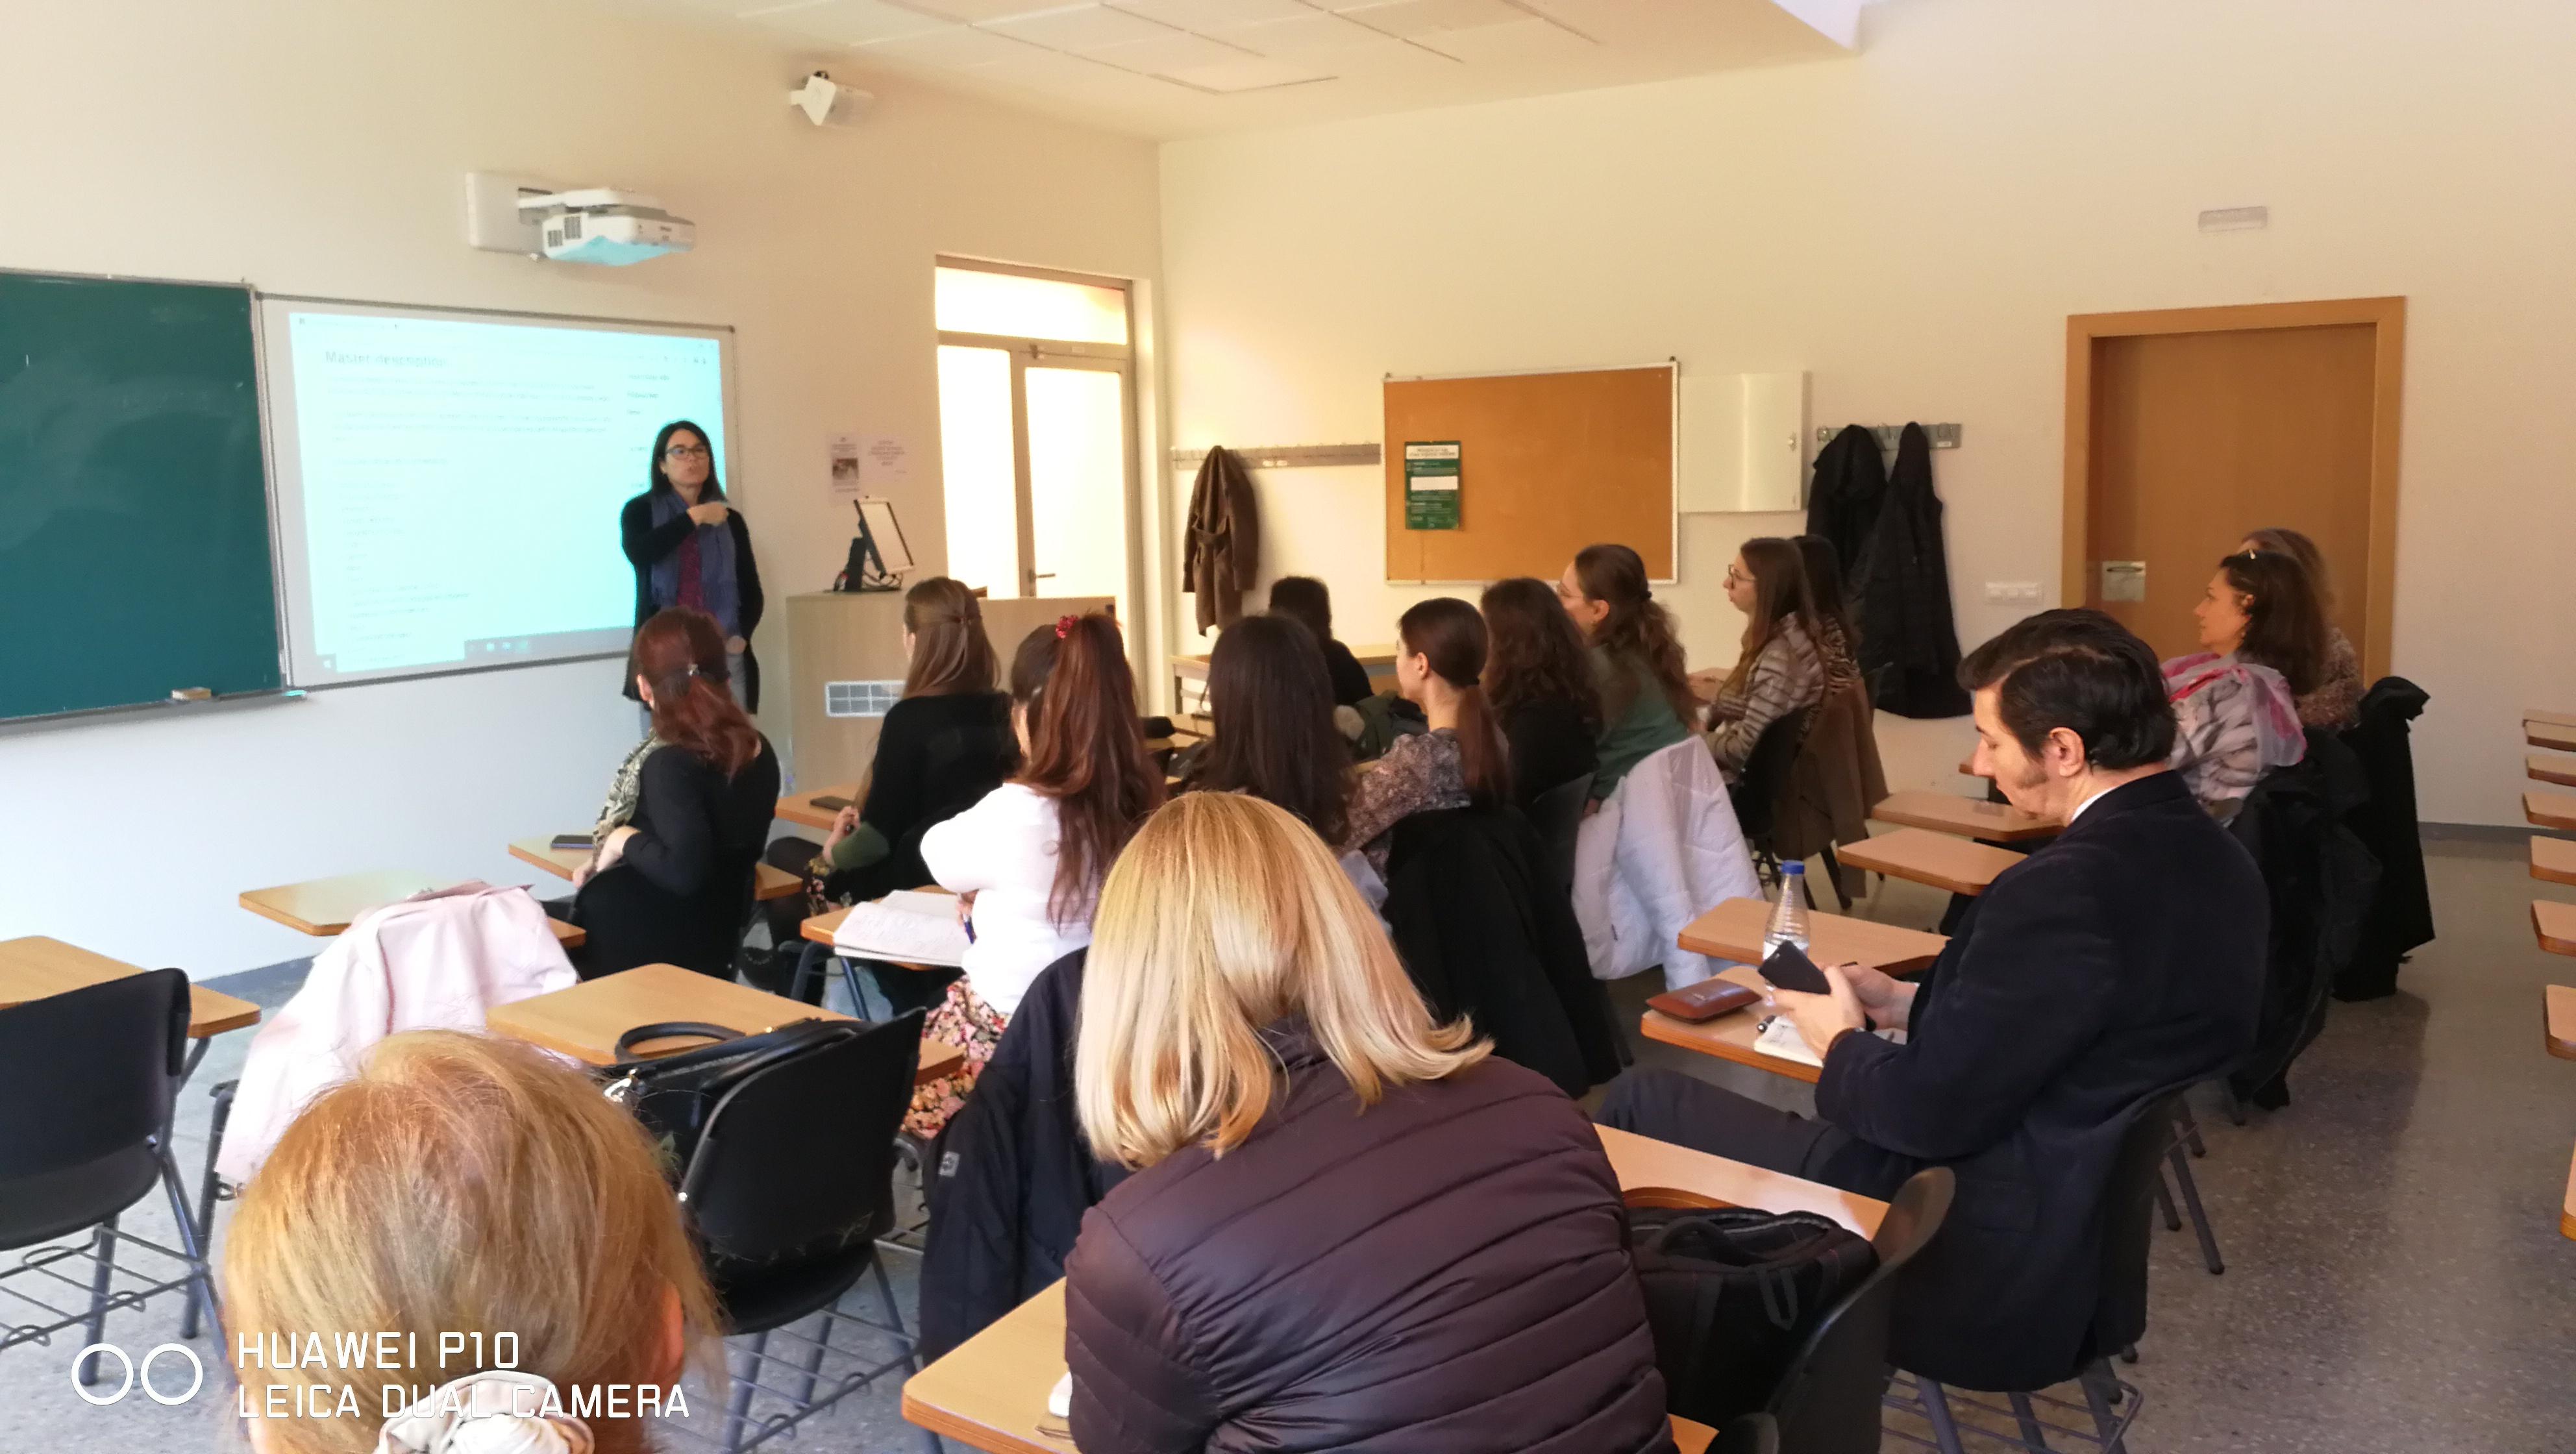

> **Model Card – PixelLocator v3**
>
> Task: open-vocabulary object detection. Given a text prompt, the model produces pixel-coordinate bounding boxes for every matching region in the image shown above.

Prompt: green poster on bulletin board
[1404,441,1460,530]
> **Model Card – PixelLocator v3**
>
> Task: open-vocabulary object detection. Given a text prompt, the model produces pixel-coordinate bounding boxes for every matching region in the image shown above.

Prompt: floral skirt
[906,976,1008,1139]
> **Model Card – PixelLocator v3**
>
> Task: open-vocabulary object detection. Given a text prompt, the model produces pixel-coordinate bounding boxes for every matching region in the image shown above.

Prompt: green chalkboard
[0,271,282,720]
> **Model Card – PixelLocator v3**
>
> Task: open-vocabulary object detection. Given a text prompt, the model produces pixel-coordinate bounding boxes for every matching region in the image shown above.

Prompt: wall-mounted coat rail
[1815,423,1963,450]
[1169,443,1383,472]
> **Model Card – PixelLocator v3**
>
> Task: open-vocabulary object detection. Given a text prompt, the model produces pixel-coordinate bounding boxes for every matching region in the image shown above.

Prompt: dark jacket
[575,735,782,978]
[1384,807,1624,1097]
[1064,1028,1676,1454]
[620,492,767,713]
[1318,636,1376,707]
[1500,695,1600,813]
[827,691,1015,903]
[2225,730,2376,1108]
[2334,676,2433,1000]
[1813,771,2264,1390]
[918,950,1124,1361]
[1803,425,1887,586]
[1182,447,1259,634]
[1855,425,1969,719]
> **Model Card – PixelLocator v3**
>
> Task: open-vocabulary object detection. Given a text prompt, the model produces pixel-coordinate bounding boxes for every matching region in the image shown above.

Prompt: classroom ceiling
[621,0,1864,139]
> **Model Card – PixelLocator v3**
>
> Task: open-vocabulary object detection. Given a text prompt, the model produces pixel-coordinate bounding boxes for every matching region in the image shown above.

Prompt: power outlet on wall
[1984,581,2041,604]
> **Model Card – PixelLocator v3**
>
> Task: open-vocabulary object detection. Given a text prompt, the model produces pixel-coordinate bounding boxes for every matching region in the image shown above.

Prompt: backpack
[1629,1205,1878,1425]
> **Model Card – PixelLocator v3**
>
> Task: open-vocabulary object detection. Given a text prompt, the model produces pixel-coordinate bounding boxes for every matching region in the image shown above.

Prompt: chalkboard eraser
[169,687,214,702]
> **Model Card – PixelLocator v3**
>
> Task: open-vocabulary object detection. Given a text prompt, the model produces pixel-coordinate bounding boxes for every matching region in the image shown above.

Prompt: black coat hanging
[1857,423,1972,719]
[1803,424,1888,585]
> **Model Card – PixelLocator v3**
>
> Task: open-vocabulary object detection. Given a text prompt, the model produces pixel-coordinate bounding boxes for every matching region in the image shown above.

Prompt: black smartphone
[810,795,852,812]
[1759,940,1831,996]
[549,833,592,851]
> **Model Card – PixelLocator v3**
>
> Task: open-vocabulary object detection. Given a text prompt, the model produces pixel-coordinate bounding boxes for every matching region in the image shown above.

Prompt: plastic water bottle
[1764,863,1811,956]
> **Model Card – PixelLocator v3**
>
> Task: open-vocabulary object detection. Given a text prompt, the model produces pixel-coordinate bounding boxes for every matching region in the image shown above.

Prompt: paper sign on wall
[1404,441,1461,530]
[827,432,864,499]
[861,435,913,489]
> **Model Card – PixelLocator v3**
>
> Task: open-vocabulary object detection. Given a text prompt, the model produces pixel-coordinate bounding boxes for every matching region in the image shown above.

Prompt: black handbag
[602,1018,858,1176]
[1628,1205,1878,1426]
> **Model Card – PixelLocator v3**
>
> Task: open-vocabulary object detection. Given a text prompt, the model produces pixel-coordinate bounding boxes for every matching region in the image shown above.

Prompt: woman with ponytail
[1342,597,1510,876]
[574,606,780,980]
[914,612,1163,1136]
[1557,543,1696,801]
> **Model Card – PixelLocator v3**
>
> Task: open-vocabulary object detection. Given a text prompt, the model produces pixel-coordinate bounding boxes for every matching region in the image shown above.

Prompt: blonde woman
[227,1031,721,1454]
[1063,794,1676,1454]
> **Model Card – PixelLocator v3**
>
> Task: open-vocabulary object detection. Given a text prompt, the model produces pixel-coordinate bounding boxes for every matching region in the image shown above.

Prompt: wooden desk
[2529,721,2576,752]
[242,871,586,949]
[2533,901,2576,957]
[1640,965,1820,1085]
[485,962,963,1085]
[2533,836,2576,888]
[508,837,799,902]
[2544,984,2575,1060]
[899,1127,1878,1453]
[2530,709,2576,729]
[1870,789,2060,844]
[2527,791,2576,833]
[1834,829,2023,897]
[0,936,260,1038]
[777,782,860,832]
[1677,898,1949,975]
[803,905,853,947]
[2531,756,2576,788]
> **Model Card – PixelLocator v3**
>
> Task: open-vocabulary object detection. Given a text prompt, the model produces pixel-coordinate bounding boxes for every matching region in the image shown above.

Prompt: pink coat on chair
[214,883,576,1184]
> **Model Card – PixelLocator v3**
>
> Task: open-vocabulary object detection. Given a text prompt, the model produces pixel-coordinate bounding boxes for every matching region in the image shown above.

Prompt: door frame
[2062,297,2405,678]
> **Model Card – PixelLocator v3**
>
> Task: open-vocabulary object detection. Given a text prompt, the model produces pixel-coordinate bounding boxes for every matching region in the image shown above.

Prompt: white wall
[1156,0,2576,824]
[0,0,1159,972]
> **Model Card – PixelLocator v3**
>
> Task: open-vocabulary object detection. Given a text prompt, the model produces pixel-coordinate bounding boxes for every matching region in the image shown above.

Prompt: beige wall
[1156,0,2576,824]
[0,0,1159,970]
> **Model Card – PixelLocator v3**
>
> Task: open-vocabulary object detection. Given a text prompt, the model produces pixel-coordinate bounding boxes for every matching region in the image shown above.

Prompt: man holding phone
[1601,610,2265,1392]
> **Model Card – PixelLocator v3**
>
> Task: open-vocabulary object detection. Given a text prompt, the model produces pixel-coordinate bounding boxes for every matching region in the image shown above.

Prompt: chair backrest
[1524,771,1595,899]
[2087,1090,2185,1358]
[678,1011,922,1267]
[1731,709,1815,848]
[1716,1412,1781,1454]
[1763,1168,1955,1454]
[0,968,190,1183]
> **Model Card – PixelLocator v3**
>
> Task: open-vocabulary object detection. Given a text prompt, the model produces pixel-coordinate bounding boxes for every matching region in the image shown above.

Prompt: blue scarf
[647,488,740,637]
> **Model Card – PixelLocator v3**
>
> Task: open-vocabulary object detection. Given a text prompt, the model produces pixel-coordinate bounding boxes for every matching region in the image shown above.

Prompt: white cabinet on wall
[1678,371,1809,513]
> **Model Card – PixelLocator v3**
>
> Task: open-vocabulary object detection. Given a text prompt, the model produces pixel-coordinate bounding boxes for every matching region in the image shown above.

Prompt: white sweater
[919,782,1095,1017]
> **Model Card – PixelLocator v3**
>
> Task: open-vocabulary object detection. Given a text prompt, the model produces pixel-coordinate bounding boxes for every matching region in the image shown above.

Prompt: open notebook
[831,889,970,967]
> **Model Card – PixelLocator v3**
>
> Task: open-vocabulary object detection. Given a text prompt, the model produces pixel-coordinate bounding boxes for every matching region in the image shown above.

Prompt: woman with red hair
[575,606,782,978]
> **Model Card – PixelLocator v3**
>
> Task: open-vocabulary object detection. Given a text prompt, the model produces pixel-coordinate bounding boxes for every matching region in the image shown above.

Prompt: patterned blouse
[2164,654,2306,818]
[1706,617,1826,782]
[1343,728,1468,876]
[2297,629,2364,730]
[591,733,665,845]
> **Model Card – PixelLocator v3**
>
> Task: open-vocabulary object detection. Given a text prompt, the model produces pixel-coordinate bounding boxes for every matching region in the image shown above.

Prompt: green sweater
[1589,647,1691,800]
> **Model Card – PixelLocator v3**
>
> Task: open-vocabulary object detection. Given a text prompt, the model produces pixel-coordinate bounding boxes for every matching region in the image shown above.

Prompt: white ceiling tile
[858,22,1042,65]
[1160,53,1338,90]
[898,0,1069,20]
[1409,13,1592,61]
[743,0,952,43]
[1335,0,1521,36]
[1107,0,1313,31]
[1220,10,1394,56]
[982,3,1183,49]
[1087,31,1257,73]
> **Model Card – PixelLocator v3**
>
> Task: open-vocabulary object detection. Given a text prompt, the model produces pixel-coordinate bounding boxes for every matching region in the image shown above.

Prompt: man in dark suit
[1602,610,2264,1391]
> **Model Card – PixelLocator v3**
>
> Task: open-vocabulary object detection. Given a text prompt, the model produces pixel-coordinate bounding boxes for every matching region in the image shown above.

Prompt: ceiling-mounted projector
[517,188,695,265]
[790,70,873,127]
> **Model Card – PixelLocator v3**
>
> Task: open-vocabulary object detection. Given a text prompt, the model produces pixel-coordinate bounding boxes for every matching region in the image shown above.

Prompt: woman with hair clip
[1062,794,1676,1454]
[573,606,781,979]
[1342,597,1511,877]
[229,1031,721,1454]
[1189,612,1351,845]
[811,576,1015,902]
[1557,543,1697,801]
[621,419,765,712]
[2164,548,2319,817]
[1705,536,1829,783]
[2240,526,2364,728]
[913,613,1164,1137]
[1479,576,1601,809]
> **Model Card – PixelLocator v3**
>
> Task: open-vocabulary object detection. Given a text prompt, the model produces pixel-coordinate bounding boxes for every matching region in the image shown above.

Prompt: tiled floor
[9,839,2573,1451]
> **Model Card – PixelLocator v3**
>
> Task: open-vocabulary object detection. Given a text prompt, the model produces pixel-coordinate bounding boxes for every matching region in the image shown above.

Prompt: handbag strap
[615,1021,744,1063]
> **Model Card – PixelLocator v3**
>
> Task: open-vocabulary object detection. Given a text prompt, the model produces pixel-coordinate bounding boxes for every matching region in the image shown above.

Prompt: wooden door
[2065,299,2403,676]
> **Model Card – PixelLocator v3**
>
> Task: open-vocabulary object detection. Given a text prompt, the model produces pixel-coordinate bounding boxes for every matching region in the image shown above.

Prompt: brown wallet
[1646,978,1762,1023]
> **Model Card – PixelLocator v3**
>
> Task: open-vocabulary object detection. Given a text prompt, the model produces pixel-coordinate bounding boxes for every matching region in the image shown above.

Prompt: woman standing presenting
[623,419,765,712]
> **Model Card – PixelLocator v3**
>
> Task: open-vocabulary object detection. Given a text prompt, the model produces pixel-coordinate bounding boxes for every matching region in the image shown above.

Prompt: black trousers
[1598,1069,1918,1203]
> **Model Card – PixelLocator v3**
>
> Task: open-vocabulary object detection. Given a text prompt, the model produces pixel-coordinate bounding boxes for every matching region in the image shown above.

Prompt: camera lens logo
[71,1343,204,1406]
